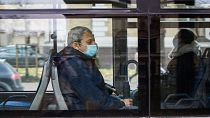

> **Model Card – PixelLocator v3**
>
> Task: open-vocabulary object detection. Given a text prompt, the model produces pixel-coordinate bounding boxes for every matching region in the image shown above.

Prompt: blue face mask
[84,45,98,57]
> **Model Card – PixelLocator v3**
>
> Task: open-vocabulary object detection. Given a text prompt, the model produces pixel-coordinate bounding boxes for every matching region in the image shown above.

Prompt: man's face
[172,34,181,48]
[76,31,96,52]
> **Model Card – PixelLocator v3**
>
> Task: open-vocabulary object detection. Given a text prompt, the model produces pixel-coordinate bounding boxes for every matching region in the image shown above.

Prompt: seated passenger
[57,26,132,110]
[167,29,203,97]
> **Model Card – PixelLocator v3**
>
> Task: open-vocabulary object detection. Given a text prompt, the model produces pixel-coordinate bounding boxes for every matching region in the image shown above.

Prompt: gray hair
[67,26,93,46]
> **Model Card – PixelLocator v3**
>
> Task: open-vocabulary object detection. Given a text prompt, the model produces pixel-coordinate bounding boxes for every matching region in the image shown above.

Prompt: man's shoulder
[57,55,81,65]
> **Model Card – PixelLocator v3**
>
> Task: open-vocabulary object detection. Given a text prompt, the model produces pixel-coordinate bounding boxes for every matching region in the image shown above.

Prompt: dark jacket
[167,52,203,96]
[57,47,125,110]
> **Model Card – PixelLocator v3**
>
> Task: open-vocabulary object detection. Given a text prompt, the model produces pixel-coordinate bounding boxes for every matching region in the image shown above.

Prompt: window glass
[7,49,16,54]
[127,19,138,90]
[0,0,136,9]
[161,0,210,9]
[160,18,210,109]
[0,17,138,93]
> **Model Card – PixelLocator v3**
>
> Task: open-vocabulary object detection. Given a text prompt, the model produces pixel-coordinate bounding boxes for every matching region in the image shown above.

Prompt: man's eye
[86,41,91,44]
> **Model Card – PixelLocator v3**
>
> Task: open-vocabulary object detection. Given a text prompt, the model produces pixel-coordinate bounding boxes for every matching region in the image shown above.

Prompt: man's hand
[122,99,133,106]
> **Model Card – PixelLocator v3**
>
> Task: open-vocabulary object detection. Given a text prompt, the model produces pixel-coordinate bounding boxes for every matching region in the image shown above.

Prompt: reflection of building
[0,29,9,46]
[0,19,47,53]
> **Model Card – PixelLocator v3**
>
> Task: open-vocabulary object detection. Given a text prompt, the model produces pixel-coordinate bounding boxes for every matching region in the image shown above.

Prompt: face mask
[84,44,98,57]
[173,35,178,47]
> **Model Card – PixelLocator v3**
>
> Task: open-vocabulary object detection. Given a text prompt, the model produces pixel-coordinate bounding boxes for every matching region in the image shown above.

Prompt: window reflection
[160,19,210,109]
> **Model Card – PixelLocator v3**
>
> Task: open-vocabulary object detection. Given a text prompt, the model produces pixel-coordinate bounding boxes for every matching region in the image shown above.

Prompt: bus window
[0,18,133,90]
[161,0,210,9]
[0,16,141,111]
[160,18,210,110]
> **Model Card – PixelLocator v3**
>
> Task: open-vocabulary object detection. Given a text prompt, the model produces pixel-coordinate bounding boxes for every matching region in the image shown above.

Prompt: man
[57,26,132,110]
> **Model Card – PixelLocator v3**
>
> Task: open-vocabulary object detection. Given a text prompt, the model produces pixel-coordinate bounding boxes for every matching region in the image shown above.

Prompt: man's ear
[71,42,79,50]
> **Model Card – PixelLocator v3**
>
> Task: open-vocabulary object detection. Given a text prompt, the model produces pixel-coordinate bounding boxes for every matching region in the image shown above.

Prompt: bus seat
[202,48,210,108]
[0,95,31,110]
[162,48,210,109]
[30,49,68,110]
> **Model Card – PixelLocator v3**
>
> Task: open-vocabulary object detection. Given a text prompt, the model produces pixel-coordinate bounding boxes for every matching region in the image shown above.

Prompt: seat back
[29,61,51,110]
[162,48,210,109]
[30,49,68,110]
[193,48,210,107]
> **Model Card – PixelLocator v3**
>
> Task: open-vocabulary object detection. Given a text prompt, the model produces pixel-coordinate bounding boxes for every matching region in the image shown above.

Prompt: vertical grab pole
[50,20,68,110]
[50,1,68,110]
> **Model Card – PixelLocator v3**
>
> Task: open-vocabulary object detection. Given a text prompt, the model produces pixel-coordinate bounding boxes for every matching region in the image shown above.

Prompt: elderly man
[57,26,132,110]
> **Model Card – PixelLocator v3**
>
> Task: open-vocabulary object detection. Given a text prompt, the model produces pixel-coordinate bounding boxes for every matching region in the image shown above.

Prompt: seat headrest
[202,48,210,58]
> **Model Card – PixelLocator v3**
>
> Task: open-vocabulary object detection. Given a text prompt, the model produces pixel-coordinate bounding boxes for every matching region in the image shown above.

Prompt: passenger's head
[67,26,94,45]
[67,26,97,57]
[169,29,200,59]
[173,29,197,47]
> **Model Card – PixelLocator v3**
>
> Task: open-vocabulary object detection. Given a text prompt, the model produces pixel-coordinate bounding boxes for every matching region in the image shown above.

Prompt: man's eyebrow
[86,39,92,43]
[88,37,94,41]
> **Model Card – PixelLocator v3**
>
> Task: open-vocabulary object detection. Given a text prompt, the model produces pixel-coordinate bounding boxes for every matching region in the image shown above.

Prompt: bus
[0,0,210,117]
